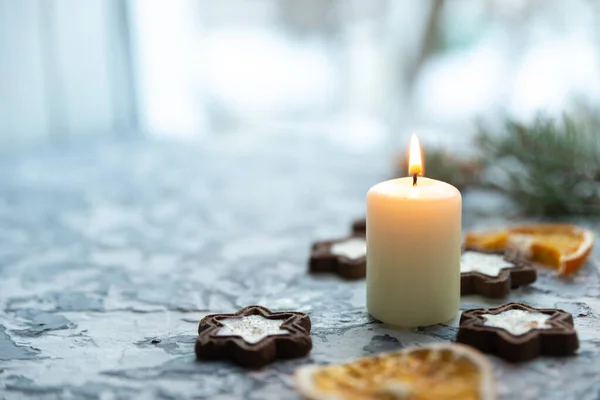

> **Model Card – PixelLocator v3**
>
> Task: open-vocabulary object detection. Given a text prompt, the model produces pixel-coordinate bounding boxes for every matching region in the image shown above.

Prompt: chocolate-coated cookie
[195,305,312,368]
[461,250,536,298]
[351,219,366,236]
[310,236,366,279]
[457,302,578,362]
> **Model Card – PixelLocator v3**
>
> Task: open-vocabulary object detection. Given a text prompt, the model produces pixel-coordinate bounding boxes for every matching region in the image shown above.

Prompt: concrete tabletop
[0,134,599,399]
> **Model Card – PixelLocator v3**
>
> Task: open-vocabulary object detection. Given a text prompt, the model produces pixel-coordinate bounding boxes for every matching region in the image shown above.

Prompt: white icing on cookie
[506,234,534,259]
[482,309,552,336]
[460,251,515,277]
[330,237,367,260]
[216,315,289,344]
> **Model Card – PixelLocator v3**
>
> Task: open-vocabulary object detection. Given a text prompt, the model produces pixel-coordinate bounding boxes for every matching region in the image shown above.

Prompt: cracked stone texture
[0,134,599,399]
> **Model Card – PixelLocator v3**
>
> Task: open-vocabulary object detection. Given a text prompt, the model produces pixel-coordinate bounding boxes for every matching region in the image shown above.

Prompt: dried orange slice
[295,343,495,400]
[465,224,594,276]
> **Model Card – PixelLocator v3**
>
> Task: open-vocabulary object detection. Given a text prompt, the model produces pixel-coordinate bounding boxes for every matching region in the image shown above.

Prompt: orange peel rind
[294,342,496,400]
[465,224,594,276]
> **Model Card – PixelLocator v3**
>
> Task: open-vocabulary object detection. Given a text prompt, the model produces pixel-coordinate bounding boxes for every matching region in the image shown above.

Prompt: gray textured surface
[0,134,599,399]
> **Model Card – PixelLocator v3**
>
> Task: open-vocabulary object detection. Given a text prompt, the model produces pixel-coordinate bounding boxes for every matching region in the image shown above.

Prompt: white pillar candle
[366,134,462,327]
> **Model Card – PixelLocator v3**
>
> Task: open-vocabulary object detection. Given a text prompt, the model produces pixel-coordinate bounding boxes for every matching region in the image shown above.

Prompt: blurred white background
[1,0,600,148]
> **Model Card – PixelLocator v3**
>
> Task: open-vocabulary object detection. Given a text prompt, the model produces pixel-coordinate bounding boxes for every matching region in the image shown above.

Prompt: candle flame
[408,133,424,180]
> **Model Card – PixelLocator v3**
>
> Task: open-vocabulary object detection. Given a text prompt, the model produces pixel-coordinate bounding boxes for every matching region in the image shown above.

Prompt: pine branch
[393,111,600,216]
[476,113,600,216]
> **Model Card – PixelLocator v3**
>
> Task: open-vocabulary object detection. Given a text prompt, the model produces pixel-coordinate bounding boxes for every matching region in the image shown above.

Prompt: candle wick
[413,174,418,186]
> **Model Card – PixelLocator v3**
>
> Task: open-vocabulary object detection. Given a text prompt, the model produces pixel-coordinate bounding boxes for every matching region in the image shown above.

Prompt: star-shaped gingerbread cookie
[460,250,536,298]
[457,302,579,362]
[351,219,366,236]
[195,305,312,368]
[310,235,367,279]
